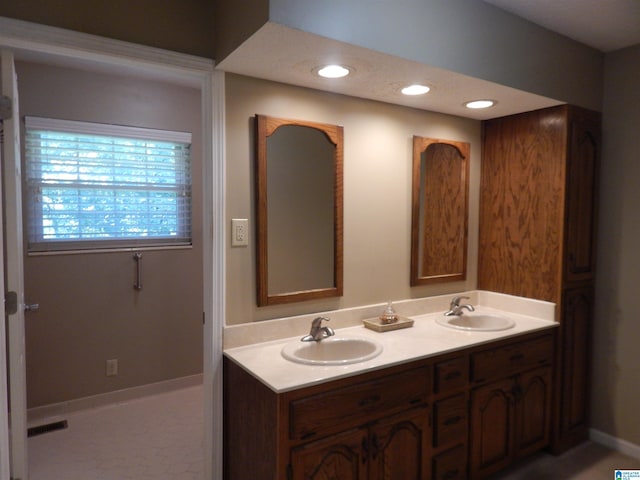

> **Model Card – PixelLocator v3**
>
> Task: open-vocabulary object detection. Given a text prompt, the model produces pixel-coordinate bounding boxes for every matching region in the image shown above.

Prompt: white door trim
[0,16,223,480]
[1,47,28,480]
[0,66,12,480]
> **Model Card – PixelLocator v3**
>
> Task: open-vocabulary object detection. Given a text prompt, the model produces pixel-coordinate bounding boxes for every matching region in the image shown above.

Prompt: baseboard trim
[590,428,640,460]
[27,373,203,426]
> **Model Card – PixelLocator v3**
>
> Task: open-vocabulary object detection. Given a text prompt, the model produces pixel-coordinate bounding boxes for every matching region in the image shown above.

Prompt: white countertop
[224,306,558,393]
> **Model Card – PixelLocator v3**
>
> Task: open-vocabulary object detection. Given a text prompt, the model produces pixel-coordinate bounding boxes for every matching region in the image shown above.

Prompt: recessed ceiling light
[465,99,496,109]
[316,65,351,78]
[401,84,431,96]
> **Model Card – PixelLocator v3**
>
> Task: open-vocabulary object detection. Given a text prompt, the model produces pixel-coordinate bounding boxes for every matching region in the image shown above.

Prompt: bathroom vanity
[224,299,557,480]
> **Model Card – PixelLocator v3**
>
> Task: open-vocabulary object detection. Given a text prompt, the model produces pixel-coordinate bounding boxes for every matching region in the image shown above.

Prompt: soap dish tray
[363,316,414,332]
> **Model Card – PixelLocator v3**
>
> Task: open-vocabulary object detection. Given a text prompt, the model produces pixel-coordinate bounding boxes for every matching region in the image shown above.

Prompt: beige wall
[225,73,481,325]
[18,61,204,408]
[591,44,640,445]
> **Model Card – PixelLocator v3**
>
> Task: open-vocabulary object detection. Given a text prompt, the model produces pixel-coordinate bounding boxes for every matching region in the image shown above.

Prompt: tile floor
[492,440,640,479]
[27,385,204,480]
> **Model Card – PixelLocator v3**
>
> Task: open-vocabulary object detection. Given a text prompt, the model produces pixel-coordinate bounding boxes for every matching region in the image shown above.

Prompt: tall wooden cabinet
[478,105,600,453]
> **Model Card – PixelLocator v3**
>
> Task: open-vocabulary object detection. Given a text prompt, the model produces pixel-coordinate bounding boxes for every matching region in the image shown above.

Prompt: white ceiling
[482,0,640,52]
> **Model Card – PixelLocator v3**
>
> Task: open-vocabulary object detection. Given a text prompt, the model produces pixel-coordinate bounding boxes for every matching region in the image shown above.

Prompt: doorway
[0,19,223,480]
[21,58,204,475]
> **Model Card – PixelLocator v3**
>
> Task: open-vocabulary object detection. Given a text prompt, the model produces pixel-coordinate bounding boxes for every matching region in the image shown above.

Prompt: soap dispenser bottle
[380,301,399,324]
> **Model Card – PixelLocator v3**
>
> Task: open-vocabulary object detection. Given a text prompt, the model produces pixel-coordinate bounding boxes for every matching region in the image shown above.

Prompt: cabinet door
[557,286,593,449]
[478,106,567,303]
[290,428,368,480]
[515,367,552,457]
[469,379,515,479]
[564,110,600,282]
[369,407,431,480]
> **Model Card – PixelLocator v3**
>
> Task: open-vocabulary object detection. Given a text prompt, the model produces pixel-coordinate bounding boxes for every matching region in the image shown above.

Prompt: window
[24,116,192,252]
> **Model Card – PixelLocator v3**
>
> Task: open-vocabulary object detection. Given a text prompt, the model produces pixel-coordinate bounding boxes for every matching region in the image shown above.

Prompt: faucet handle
[451,295,470,307]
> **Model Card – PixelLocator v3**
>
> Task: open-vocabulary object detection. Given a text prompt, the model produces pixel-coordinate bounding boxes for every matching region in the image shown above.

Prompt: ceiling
[217,23,563,121]
[482,0,640,53]
[218,2,639,120]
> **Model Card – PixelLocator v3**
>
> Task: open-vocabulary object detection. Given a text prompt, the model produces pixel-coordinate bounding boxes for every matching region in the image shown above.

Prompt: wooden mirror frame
[410,136,470,286]
[255,114,344,306]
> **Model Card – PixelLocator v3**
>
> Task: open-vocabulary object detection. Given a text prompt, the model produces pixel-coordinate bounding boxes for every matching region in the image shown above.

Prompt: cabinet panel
[471,335,553,383]
[478,106,567,302]
[434,356,468,395]
[556,286,593,449]
[516,367,552,457]
[369,407,431,480]
[469,378,515,479]
[291,428,368,480]
[564,111,600,282]
[290,367,429,441]
[433,394,467,448]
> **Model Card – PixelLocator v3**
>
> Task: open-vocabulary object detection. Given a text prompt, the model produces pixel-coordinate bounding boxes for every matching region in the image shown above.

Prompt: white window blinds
[24,116,192,252]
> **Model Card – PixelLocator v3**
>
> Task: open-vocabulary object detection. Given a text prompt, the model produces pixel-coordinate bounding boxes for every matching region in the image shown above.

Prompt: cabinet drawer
[434,356,468,394]
[471,334,553,383]
[433,445,466,480]
[434,394,467,448]
[290,367,430,440]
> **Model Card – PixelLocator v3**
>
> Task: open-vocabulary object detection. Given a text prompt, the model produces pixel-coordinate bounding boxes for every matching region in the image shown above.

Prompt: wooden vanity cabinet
[224,330,556,480]
[478,105,600,453]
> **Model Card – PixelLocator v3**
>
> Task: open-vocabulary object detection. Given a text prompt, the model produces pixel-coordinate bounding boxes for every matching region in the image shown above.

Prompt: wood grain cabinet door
[558,286,593,446]
[564,112,600,283]
[290,428,368,480]
[469,379,515,479]
[515,367,552,458]
[369,407,431,480]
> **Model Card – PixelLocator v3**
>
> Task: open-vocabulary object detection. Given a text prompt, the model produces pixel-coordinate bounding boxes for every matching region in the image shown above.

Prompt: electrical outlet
[106,359,118,377]
[231,218,249,247]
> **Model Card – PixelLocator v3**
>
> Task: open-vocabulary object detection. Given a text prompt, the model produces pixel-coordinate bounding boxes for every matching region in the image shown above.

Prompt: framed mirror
[255,114,343,306]
[410,136,470,286]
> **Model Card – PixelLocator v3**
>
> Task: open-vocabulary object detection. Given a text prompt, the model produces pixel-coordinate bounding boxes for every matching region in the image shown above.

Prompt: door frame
[0,17,224,480]
[1,47,28,480]
[0,71,11,480]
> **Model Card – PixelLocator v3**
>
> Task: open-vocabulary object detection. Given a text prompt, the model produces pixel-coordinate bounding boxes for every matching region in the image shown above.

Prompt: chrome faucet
[445,296,475,316]
[301,316,335,342]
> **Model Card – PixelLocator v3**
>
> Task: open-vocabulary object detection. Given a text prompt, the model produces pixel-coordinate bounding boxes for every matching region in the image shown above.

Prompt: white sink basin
[281,336,383,366]
[436,314,515,332]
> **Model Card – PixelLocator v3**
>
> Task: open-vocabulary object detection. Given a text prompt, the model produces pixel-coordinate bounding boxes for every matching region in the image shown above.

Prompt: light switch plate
[231,219,249,247]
